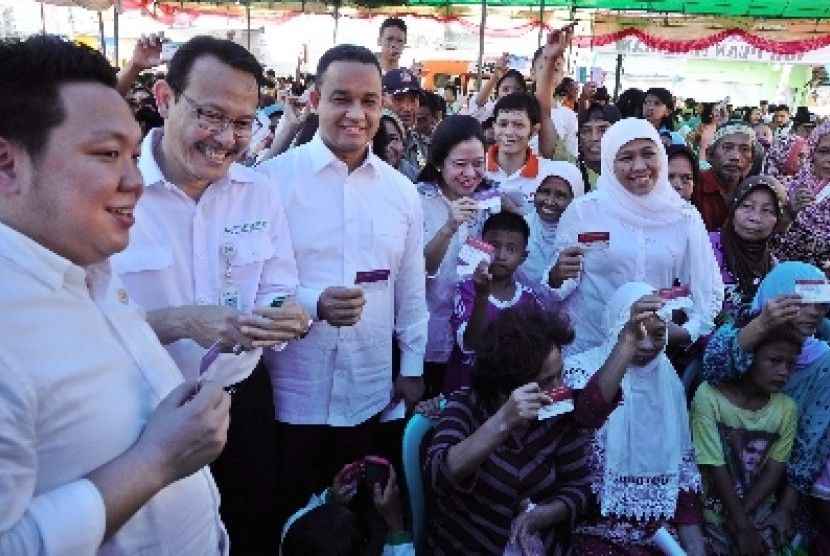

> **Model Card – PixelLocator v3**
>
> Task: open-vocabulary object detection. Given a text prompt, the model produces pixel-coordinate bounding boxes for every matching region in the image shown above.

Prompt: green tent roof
[395,0,829,18]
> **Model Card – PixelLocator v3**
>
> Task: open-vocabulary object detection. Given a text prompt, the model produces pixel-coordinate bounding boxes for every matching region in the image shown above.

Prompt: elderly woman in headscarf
[709,175,787,324]
[702,262,830,552]
[775,121,830,268]
[762,134,808,185]
[546,117,723,357]
[564,282,707,555]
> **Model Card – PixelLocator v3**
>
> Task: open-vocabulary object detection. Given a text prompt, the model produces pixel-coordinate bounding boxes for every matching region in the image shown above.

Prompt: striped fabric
[426,388,592,555]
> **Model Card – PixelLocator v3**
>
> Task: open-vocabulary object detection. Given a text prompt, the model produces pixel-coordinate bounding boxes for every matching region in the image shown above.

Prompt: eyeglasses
[447,158,485,171]
[176,91,261,139]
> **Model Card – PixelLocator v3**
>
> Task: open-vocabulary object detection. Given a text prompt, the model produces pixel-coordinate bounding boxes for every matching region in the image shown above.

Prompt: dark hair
[316,44,381,89]
[701,103,716,125]
[379,17,407,37]
[417,115,484,183]
[578,102,622,129]
[471,307,574,402]
[774,105,790,114]
[0,35,116,160]
[616,88,645,118]
[281,504,365,556]
[444,84,457,97]
[481,211,530,244]
[420,91,445,117]
[754,323,805,356]
[495,69,527,96]
[166,36,264,95]
[372,118,391,161]
[292,114,319,148]
[493,92,542,126]
[644,87,675,131]
[666,144,700,188]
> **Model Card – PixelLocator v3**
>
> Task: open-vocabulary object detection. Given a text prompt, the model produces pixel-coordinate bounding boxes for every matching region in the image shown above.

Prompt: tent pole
[40,1,47,34]
[246,1,251,51]
[476,0,487,92]
[613,53,623,101]
[114,5,119,67]
[333,0,341,44]
[537,0,545,48]
[98,11,107,58]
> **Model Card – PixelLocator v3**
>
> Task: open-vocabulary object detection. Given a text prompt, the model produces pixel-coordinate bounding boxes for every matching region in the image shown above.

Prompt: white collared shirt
[256,134,428,426]
[111,129,299,386]
[0,222,225,556]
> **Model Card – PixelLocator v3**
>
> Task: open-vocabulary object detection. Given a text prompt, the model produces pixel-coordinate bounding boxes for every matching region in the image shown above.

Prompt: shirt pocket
[112,246,174,274]
[229,233,275,267]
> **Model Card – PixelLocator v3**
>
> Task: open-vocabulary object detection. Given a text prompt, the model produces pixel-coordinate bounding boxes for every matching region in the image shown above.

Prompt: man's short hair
[492,92,542,126]
[0,35,116,161]
[379,17,407,37]
[166,35,264,95]
[316,44,381,89]
[482,211,530,244]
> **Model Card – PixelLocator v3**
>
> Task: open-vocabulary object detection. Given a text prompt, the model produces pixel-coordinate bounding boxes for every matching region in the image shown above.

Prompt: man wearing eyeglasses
[111,35,309,555]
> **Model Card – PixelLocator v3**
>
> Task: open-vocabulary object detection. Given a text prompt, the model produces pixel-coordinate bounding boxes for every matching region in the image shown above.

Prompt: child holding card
[443,212,542,394]
[692,325,800,554]
[703,262,830,551]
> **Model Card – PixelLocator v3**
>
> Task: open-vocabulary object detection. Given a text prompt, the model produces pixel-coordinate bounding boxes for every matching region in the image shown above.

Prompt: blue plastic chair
[401,413,435,553]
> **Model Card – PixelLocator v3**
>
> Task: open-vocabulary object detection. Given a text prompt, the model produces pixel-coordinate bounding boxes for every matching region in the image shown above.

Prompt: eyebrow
[88,129,140,145]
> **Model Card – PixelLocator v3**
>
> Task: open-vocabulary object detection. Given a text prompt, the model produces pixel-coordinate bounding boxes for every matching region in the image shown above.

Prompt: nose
[213,124,237,148]
[346,100,365,120]
[121,159,145,196]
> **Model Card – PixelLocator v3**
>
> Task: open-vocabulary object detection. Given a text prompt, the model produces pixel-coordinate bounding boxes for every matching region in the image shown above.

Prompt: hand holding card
[457,237,495,276]
[538,386,574,420]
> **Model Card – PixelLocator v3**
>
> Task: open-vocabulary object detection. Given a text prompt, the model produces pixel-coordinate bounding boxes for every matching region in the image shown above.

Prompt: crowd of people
[1,14,829,556]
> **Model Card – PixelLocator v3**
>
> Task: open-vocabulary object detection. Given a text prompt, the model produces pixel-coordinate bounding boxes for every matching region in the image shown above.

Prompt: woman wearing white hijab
[547,118,723,357]
[565,282,707,555]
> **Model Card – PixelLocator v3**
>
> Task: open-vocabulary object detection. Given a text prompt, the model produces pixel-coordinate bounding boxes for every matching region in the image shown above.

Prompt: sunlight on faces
[631,313,667,366]
[534,176,573,223]
[482,228,527,280]
[156,56,258,190]
[314,61,382,163]
[388,91,418,128]
[378,26,406,63]
[612,138,661,196]
[814,134,830,180]
[709,132,754,185]
[732,188,778,242]
[747,341,799,394]
[642,94,669,127]
[13,83,143,266]
[537,346,564,390]
[579,120,611,165]
[793,301,828,339]
[381,119,404,167]
[494,109,536,155]
[496,75,525,99]
[667,155,695,200]
[438,138,485,200]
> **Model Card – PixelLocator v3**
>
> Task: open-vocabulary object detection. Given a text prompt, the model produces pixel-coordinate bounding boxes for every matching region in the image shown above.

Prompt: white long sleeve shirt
[0,222,225,556]
[547,194,723,357]
[111,129,299,386]
[256,134,428,426]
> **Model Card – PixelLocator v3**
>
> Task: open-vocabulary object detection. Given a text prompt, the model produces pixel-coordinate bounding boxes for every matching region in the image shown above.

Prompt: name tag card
[473,190,501,213]
[538,386,574,420]
[795,279,830,303]
[578,231,610,251]
[356,269,391,291]
[457,237,495,276]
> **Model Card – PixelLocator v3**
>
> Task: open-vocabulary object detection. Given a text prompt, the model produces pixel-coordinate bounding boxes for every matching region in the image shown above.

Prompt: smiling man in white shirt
[0,35,230,555]
[110,36,310,555]
[257,44,428,529]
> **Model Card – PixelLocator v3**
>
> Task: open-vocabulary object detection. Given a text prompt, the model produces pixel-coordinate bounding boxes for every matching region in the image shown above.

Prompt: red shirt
[692,168,729,232]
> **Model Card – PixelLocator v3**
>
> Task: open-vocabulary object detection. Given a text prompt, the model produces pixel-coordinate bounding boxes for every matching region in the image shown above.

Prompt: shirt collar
[0,220,91,293]
[486,145,539,178]
[138,127,256,191]
[307,132,380,179]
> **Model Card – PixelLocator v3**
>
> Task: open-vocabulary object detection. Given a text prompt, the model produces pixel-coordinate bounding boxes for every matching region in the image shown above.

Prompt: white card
[537,399,574,420]
[795,279,830,304]
[456,237,495,276]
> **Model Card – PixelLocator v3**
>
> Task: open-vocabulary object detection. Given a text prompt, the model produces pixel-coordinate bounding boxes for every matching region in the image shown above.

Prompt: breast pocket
[362,217,408,271]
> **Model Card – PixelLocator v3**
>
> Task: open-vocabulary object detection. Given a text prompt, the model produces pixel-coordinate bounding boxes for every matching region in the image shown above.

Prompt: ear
[152,80,175,119]
[0,138,25,196]
[520,249,529,265]
[309,89,321,110]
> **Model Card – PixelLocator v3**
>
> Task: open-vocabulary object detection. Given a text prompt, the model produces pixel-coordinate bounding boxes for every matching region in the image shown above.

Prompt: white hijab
[564,282,701,520]
[595,118,721,342]
[524,161,585,283]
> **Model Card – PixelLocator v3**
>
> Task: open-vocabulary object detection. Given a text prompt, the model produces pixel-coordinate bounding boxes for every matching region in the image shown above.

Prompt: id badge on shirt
[220,284,242,310]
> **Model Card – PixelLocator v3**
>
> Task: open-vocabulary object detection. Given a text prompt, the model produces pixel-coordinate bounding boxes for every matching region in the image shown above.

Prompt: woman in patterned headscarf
[761,134,807,184]
[775,122,830,268]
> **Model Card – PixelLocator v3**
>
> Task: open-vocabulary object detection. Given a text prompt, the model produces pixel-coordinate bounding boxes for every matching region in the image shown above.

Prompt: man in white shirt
[0,35,230,555]
[378,17,407,74]
[110,36,310,555]
[256,44,428,528]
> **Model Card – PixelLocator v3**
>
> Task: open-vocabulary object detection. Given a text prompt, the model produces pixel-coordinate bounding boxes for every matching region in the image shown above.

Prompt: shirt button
[199,297,208,304]
[196,252,205,260]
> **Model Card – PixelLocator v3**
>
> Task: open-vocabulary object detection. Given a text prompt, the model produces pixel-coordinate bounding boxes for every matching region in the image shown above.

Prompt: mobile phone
[363,456,390,488]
